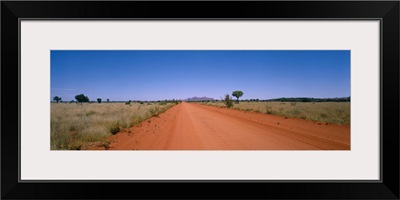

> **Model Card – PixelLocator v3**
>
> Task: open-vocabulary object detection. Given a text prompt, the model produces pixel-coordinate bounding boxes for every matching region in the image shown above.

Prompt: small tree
[232,91,244,104]
[53,96,61,103]
[97,98,102,104]
[107,99,110,103]
[75,94,89,103]
[221,94,233,108]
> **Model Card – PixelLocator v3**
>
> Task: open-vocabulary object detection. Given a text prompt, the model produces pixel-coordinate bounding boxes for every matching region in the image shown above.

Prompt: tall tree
[75,94,89,103]
[53,96,61,103]
[97,98,102,104]
[232,91,244,104]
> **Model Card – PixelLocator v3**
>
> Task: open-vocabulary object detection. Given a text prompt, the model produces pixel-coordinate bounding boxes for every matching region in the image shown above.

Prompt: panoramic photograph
[51,50,350,150]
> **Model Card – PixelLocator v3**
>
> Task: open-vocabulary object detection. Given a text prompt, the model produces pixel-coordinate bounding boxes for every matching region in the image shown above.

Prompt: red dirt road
[107,102,350,150]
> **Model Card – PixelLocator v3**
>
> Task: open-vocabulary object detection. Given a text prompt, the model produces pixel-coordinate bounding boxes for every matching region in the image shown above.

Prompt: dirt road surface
[107,102,350,150]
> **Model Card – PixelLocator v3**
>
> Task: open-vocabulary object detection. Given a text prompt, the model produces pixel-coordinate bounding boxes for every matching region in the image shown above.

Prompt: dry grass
[51,102,176,150]
[200,101,350,126]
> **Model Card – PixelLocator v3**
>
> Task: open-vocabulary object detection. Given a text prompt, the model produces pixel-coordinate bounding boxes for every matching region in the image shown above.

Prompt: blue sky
[51,50,350,101]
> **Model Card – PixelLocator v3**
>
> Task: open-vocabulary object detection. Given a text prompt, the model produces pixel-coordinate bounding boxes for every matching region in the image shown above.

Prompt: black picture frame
[2,1,399,199]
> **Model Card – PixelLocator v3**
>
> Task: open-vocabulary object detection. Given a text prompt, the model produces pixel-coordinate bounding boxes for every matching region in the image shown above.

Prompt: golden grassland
[51,102,176,150]
[200,101,350,126]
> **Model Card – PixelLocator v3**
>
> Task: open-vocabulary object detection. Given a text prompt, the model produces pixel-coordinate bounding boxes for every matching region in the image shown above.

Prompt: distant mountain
[185,96,215,101]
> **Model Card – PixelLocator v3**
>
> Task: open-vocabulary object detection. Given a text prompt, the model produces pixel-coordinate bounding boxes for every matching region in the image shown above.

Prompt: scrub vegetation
[51,102,176,150]
[199,101,350,126]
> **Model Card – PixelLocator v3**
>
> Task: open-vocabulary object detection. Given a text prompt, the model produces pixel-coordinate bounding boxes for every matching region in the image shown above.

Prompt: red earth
[104,102,350,150]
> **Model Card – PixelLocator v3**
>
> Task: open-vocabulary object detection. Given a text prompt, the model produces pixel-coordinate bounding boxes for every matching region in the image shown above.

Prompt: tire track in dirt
[107,102,350,150]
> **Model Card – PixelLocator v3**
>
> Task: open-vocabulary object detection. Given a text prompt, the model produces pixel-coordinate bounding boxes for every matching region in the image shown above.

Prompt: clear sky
[51,50,350,101]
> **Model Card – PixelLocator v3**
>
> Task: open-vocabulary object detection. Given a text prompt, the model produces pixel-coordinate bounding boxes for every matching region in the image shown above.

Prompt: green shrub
[149,106,161,117]
[109,122,120,135]
[69,125,77,132]
[266,110,274,114]
[222,94,233,108]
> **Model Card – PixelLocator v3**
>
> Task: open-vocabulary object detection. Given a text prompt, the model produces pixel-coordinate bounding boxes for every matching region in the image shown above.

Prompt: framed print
[2,1,399,199]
